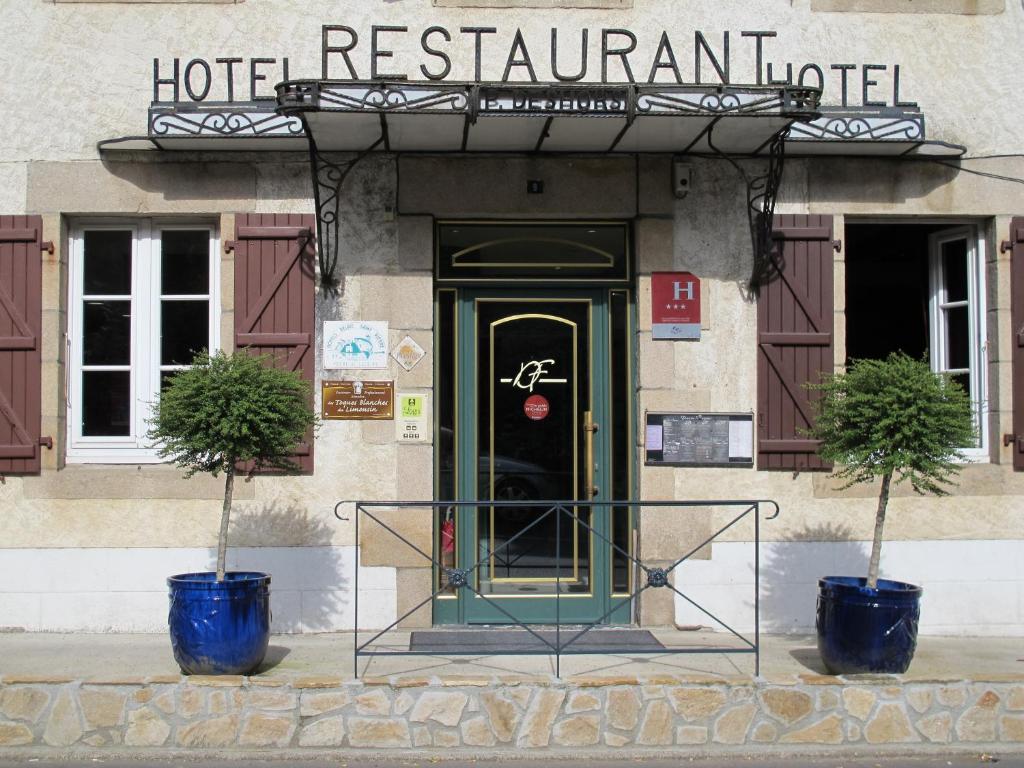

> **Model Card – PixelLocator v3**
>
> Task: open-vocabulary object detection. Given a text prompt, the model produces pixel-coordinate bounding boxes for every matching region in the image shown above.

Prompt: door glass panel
[610,290,632,594]
[941,239,968,303]
[476,301,590,596]
[82,371,131,436]
[83,301,131,365]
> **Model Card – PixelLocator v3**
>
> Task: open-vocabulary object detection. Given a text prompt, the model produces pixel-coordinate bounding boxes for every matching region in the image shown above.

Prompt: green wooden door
[435,288,633,625]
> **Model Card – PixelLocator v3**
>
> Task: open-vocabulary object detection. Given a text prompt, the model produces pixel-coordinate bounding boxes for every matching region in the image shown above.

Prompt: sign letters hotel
[152,24,918,110]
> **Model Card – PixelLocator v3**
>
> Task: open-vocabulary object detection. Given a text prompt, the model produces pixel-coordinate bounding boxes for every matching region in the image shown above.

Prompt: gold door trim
[473,298,595,596]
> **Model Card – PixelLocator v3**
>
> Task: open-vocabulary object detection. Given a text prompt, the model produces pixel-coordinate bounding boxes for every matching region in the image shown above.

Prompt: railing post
[556,502,562,679]
[354,502,360,680]
[755,501,761,678]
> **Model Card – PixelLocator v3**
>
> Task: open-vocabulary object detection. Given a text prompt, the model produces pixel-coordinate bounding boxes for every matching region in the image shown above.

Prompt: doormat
[408,628,664,654]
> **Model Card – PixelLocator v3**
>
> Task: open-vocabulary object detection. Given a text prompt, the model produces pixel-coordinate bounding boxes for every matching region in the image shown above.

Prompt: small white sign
[392,335,426,372]
[324,321,389,370]
[395,393,429,443]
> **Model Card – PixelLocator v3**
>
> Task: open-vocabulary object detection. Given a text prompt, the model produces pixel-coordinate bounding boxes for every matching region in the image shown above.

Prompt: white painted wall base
[0,547,396,633]
[674,539,1024,636]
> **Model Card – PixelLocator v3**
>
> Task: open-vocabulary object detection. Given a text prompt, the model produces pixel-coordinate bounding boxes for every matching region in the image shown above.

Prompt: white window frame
[927,224,989,460]
[67,219,220,463]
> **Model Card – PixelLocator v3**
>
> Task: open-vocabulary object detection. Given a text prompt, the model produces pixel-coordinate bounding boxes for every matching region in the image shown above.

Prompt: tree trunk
[216,467,235,582]
[867,471,892,590]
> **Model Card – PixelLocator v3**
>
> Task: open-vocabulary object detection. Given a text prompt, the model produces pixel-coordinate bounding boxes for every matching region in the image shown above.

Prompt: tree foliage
[147,350,316,581]
[808,352,975,588]
[148,350,315,476]
[810,352,975,494]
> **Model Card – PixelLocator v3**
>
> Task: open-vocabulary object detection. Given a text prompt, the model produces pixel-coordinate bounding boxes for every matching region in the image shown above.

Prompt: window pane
[83,231,132,295]
[942,239,968,303]
[161,230,210,295]
[82,371,131,436]
[946,305,970,370]
[83,300,131,365]
[161,300,209,365]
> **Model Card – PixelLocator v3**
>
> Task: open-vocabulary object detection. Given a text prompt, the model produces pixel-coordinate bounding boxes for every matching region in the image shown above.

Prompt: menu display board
[645,412,754,467]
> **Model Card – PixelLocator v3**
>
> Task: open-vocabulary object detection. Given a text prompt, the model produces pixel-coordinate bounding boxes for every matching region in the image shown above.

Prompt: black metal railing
[334,499,780,678]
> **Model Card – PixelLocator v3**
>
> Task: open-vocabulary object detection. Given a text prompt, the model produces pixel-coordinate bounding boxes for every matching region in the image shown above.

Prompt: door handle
[584,410,600,499]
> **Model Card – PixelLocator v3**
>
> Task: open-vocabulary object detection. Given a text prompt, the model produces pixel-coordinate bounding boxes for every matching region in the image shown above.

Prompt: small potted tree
[148,350,316,675]
[807,352,975,674]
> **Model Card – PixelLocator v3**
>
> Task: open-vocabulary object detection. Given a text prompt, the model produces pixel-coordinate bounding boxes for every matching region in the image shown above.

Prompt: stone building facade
[0,0,1022,636]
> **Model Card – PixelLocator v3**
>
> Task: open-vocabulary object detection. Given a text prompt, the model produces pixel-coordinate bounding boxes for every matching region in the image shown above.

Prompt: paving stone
[606,688,641,730]
[393,678,431,689]
[177,715,240,748]
[410,691,468,727]
[641,686,665,700]
[906,687,933,714]
[293,677,345,689]
[516,689,565,748]
[79,689,127,729]
[124,708,170,747]
[480,692,521,743]
[780,714,843,745]
[355,689,391,716]
[937,686,967,708]
[752,722,778,743]
[0,722,34,746]
[178,688,204,719]
[441,677,491,687]
[843,688,877,721]
[916,712,953,743]
[1000,715,1024,741]
[132,689,153,705]
[1008,686,1024,711]
[300,691,351,717]
[298,715,346,747]
[347,717,411,748]
[565,691,601,713]
[42,689,83,747]
[245,690,297,711]
[508,688,532,709]
[152,691,176,715]
[817,690,840,711]
[239,713,294,747]
[552,715,600,746]
[636,700,673,746]
[83,734,107,747]
[0,688,49,723]
[412,725,431,747]
[865,703,918,743]
[187,676,244,687]
[760,688,813,725]
[677,725,710,744]
[604,731,630,747]
[957,702,1000,741]
[669,687,727,721]
[434,729,460,747]
[713,704,756,745]
[208,690,243,715]
[462,715,496,746]
[847,723,862,742]
[394,691,415,716]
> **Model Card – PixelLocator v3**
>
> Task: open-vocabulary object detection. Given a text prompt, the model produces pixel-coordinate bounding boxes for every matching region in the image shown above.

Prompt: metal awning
[99,80,964,158]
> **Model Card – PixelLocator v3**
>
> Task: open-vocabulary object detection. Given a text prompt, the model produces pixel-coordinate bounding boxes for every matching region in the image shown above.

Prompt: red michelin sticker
[523,395,550,421]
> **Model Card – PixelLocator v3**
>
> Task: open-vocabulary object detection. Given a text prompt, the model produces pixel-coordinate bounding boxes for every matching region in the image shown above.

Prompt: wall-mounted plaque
[645,412,753,467]
[324,321,389,369]
[322,380,394,420]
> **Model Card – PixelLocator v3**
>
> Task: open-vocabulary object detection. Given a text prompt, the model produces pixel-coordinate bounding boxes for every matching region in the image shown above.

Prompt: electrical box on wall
[672,161,692,199]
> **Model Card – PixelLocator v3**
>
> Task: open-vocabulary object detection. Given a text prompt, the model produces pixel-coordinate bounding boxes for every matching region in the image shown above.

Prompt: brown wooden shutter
[231,214,316,474]
[0,216,46,474]
[1009,217,1024,471]
[757,214,835,471]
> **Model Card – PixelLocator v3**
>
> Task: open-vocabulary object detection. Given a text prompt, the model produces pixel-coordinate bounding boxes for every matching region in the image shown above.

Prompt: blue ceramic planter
[816,576,922,675]
[167,572,271,675]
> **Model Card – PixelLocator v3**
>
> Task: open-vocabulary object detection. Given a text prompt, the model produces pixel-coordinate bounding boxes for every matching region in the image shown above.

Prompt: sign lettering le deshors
[153,24,918,111]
